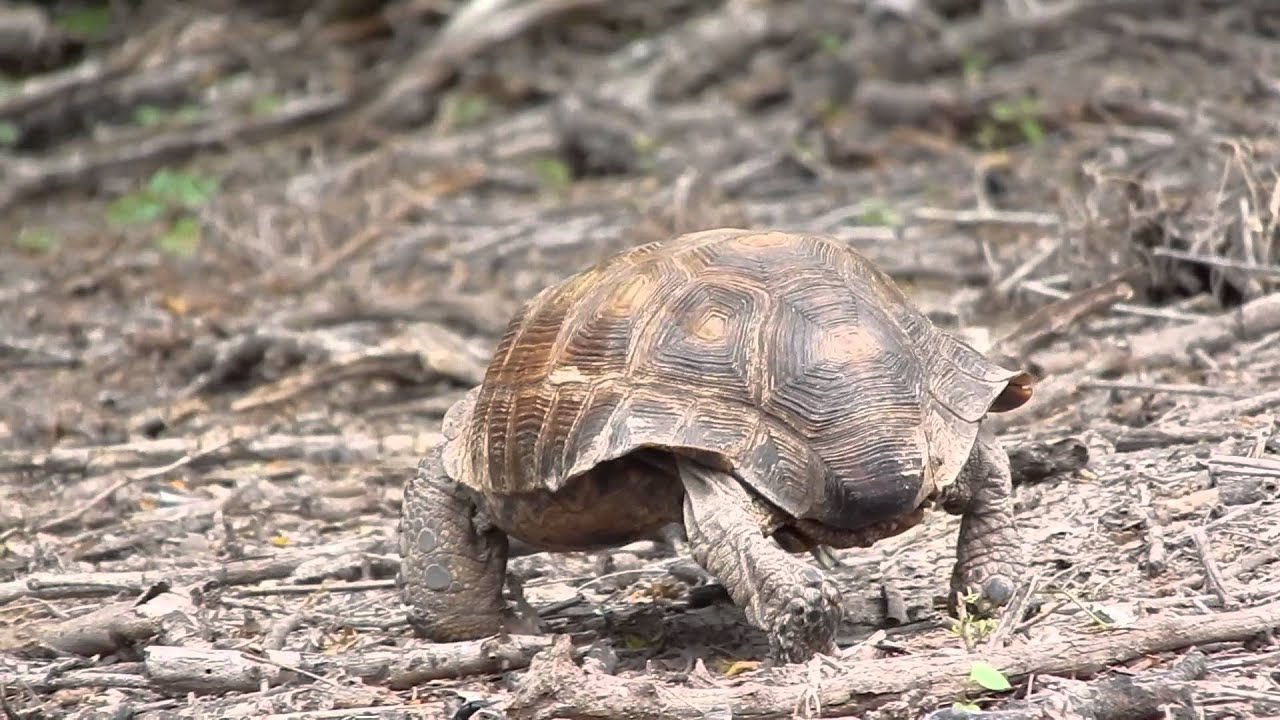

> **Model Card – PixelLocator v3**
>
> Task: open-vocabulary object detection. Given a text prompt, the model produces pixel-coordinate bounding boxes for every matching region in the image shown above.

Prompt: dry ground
[1,1,1279,718]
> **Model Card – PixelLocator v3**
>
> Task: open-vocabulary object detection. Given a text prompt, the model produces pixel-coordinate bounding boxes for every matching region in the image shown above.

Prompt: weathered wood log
[503,599,1280,719]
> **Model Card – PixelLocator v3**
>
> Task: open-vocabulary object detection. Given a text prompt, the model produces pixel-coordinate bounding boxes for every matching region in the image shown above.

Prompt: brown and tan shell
[445,228,1031,533]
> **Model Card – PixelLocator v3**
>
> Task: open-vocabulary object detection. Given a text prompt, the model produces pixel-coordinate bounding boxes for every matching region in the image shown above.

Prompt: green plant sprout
[105,168,220,257]
[976,95,1045,149]
[946,590,999,647]
[15,227,58,254]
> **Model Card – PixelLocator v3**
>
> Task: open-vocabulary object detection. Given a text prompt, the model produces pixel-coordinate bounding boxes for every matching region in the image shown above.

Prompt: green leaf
[107,192,167,225]
[952,701,981,713]
[0,121,19,145]
[989,100,1016,122]
[622,634,652,650]
[16,227,58,253]
[147,170,219,208]
[173,105,203,123]
[961,50,987,82]
[57,6,113,38]
[530,156,572,195]
[133,105,166,127]
[968,661,1012,691]
[1019,118,1045,145]
[818,33,843,54]
[856,200,903,227]
[251,94,283,116]
[156,216,201,257]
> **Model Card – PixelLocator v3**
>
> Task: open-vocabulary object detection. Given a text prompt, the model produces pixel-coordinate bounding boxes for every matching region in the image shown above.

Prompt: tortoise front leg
[398,445,511,641]
[676,456,843,663]
[940,424,1026,618]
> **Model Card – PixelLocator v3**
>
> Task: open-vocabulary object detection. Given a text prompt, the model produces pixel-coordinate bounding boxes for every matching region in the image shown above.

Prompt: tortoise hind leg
[940,424,1026,618]
[676,456,843,663]
[398,445,513,641]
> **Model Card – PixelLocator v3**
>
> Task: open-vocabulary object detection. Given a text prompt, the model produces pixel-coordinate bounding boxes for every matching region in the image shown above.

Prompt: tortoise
[398,228,1033,663]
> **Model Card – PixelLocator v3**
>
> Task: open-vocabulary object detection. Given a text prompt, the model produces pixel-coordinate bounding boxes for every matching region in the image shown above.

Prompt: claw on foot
[766,571,844,664]
[949,570,1019,619]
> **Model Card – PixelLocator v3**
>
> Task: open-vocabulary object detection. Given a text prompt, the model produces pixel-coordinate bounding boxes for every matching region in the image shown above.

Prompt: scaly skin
[677,456,843,663]
[940,424,1026,618]
[397,445,512,641]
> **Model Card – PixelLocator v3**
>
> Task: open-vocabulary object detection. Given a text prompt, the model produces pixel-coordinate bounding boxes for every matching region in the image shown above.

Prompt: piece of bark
[880,581,910,627]
[650,0,804,102]
[1007,438,1089,485]
[0,4,67,70]
[1216,475,1278,506]
[0,13,154,121]
[503,599,1280,719]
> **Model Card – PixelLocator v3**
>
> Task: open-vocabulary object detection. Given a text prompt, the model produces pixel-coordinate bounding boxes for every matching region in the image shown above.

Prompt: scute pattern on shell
[460,228,1023,531]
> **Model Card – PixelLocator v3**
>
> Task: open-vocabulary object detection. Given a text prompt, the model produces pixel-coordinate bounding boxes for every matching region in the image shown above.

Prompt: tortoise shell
[445,228,1031,534]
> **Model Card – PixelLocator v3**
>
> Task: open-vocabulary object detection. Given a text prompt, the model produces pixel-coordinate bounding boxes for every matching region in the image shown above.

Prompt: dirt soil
[2,1,1280,718]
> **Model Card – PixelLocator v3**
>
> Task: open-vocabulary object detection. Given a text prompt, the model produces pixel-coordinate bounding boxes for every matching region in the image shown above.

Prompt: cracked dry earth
[2,1,1280,718]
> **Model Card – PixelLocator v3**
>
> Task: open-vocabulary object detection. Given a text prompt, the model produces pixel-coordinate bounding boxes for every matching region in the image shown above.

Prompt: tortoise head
[989,369,1034,413]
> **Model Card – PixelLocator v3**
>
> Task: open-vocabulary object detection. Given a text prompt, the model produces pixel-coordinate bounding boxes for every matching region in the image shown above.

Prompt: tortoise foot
[764,567,843,664]
[948,560,1021,619]
[399,446,511,641]
[677,456,844,664]
[944,424,1027,620]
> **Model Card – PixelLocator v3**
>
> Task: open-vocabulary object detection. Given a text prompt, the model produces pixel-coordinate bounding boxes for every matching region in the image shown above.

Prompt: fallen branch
[503,599,1280,719]
[898,0,1186,76]
[0,636,555,695]
[361,0,609,129]
[991,292,1280,430]
[230,324,487,412]
[0,589,197,658]
[924,650,1207,720]
[1185,387,1280,424]
[0,92,350,212]
[35,438,234,532]
[0,12,161,121]
[0,537,389,605]
[1104,422,1246,452]
[987,275,1136,363]
[146,634,553,693]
